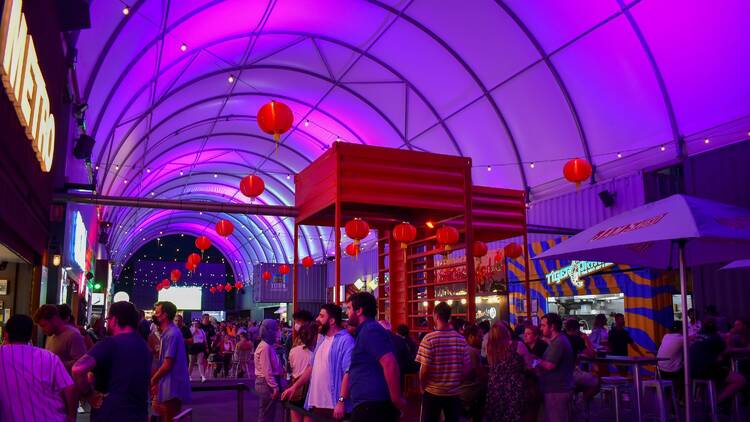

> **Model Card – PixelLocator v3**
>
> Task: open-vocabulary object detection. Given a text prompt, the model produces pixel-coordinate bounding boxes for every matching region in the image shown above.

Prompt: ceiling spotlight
[150,191,155,196]
[660,145,666,152]
[616,152,622,159]
[115,165,120,170]
[529,162,535,169]
[122,5,130,15]
[486,165,491,172]
[146,168,151,173]
[213,173,218,178]
[179,171,184,176]
[123,179,128,184]
[95,165,99,170]
[228,75,234,83]
[704,138,710,144]
[425,221,435,229]
[304,120,310,127]
[286,174,291,180]
[180,43,187,52]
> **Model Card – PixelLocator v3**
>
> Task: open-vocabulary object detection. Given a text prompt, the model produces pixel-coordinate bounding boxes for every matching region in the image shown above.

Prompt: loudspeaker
[598,190,617,208]
[57,0,91,31]
[73,134,95,160]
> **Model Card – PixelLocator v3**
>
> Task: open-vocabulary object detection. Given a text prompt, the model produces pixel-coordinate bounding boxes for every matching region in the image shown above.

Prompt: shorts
[190,343,206,355]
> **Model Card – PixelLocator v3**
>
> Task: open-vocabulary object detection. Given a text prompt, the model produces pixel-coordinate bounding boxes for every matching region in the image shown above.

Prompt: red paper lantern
[188,253,201,266]
[185,261,197,272]
[345,243,359,257]
[436,226,459,252]
[563,158,593,188]
[393,222,417,249]
[345,218,369,246]
[279,264,290,275]
[170,269,181,282]
[239,175,265,199]
[156,284,163,291]
[301,256,314,268]
[216,219,234,237]
[257,100,294,143]
[162,279,171,289]
[262,271,272,281]
[195,236,211,252]
[472,241,488,258]
[504,242,523,259]
[210,287,216,294]
[224,283,232,292]
[235,281,244,289]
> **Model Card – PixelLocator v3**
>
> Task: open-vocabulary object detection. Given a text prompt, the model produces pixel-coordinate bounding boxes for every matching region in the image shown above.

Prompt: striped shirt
[0,344,73,422]
[416,329,470,396]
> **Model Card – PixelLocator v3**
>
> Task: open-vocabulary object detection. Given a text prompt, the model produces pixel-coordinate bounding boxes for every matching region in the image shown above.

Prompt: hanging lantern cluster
[563,158,592,188]
[257,100,294,151]
[345,218,370,246]
[216,220,234,237]
[436,226,459,253]
[393,222,416,249]
[240,175,265,201]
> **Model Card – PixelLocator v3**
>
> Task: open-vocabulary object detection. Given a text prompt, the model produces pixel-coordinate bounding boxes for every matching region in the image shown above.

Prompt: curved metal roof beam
[365,0,529,192]
[111,206,276,267]
[614,0,682,156]
[89,29,458,166]
[108,173,320,259]
[113,225,248,282]
[494,0,595,182]
[102,64,405,175]
[103,143,327,258]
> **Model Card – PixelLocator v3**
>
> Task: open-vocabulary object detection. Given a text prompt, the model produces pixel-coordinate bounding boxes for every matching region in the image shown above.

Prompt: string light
[179,171,184,176]
[146,168,151,173]
[486,166,491,172]
[660,145,666,152]
[180,43,187,52]
[123,179,128,184]
[529,162,535,169]
[616,152,622,159]
[213,173,218,178]
[304,120,310,127]
[286,174,291,180]
[122,5,130,15]
[227,75,235,83]
[704,138,710,144]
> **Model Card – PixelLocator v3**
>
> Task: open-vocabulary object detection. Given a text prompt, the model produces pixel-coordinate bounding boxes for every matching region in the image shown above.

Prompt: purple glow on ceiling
[76,0,750,268]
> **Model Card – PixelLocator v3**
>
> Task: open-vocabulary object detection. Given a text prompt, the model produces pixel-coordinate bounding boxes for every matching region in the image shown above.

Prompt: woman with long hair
[286,322,318,422]
[254,319,283,421]
[485,321,527,422]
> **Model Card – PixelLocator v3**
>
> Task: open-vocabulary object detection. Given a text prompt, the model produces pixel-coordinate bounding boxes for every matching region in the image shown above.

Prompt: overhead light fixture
[425,221,434,229]
[529,162,535,169]
[704,138,710,144]
[146,168,151,173]
[180,43,187,52]
[179,171,184,176]
[616,152,622,159]
[286,174,291,180]
[486,166,491,172]
[52,254,61,266]
[660,145,666,152]
[122,5,130,15]
[304,120,310,127]
[228,75,235,83]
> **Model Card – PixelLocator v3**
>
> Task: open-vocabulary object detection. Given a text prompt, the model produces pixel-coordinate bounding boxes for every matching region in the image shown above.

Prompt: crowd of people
[1,295,748,422]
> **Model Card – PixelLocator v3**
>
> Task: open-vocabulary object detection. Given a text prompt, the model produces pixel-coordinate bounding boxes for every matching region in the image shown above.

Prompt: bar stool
[600,376,632,422]
[641,379,679,421]
[692,379,719,422]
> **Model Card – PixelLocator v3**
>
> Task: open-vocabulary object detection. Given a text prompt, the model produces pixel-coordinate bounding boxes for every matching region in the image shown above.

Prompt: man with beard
[343,292,406,422]
[151,301,192,421]
[281,303,355,420]
[72,302,152,421]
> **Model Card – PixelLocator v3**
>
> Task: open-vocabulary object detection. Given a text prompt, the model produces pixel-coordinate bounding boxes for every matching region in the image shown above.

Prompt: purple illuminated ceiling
[76,0,750,276]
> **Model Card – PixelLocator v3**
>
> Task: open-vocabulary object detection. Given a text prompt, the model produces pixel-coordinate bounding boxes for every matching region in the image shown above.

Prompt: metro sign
[1,0,56,172]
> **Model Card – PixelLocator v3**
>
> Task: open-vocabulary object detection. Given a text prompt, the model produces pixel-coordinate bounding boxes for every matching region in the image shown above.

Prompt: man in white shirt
[657,321,684,398]
[0,314,77,422]
[281,303,355,420]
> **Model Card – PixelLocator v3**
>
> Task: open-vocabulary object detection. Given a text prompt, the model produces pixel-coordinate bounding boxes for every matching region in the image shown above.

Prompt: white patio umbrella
[719,259,750,270]
[534,194,750,422]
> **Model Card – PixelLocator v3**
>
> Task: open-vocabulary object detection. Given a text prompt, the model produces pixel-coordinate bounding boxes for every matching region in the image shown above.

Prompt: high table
[582,355,667,422]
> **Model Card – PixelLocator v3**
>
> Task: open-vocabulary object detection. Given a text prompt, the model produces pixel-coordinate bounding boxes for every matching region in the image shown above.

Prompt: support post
[523,230,531,321]
[335,200,341,304]
[293,223,299,314]
[678,240,692,422]
[464,162,476,323]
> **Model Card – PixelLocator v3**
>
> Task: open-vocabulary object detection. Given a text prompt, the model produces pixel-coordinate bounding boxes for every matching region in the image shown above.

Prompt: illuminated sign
[545,261,614,288]
[73,212,88,271]
[1,0,56,172]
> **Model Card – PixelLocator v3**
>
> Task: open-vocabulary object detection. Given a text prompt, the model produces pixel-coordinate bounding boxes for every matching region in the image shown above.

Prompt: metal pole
[678,240,692,422]
[335,200,342,305]
[293,223,299,314]
[464,162,476,323]
[523,230,532,321]
[237,386,244,422]
[53,193,298,216]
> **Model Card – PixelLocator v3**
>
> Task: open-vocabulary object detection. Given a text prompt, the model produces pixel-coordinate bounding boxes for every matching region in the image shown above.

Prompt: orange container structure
[293,143,526,330]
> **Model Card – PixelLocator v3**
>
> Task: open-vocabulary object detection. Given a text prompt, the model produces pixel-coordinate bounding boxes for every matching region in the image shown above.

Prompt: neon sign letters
[545,261,614,288]
[1,0,56,172]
